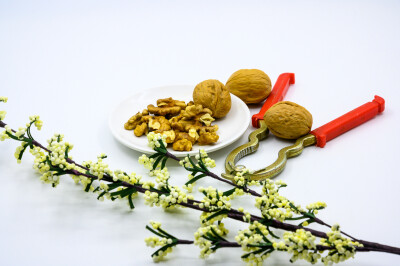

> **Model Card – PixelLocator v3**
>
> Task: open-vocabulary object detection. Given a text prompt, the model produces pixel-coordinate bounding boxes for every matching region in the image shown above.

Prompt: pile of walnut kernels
[124,97,219,151]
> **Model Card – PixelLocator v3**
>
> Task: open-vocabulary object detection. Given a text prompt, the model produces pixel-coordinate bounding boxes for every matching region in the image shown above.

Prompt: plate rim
[108,85,251,157]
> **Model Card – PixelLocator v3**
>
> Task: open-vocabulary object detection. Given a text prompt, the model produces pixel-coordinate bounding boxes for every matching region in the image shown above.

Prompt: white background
[1,1,400,265]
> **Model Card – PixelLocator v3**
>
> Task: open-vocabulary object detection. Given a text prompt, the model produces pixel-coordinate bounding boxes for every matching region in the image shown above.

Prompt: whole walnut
[226,69,271,104]
[193,79,231,118]
[264,101,313,139]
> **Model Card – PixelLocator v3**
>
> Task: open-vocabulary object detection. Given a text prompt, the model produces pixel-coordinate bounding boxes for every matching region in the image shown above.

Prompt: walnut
[156,116,171,131]
[197,132,219,145]
[175,131,197,144]
[124,96,220,149]
[226,69,271,104]
[172,139,193,151]
[199,125,219,134]
[162,130,176,144]
[157,97,186,109]
[124,112,142,130]
[193,79,231,118]
[141,115,152,123]
[147,104,181,116]
[147,97,186,117]
[169,113,183,124]
[149,116,171,132]
[188,128,199,141]
[263,101,313,139]
[171,119,202,132]
[199,113,215,126]
[184,121,202,132]
[148,118,161,130]
[182,104,212,120]
[134,122,148,137]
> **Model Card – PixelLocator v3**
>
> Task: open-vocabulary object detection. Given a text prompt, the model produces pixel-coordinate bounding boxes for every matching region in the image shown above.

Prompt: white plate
[109,85,251,157]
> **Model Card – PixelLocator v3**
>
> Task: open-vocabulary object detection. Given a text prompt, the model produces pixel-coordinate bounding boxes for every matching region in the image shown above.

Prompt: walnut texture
[193,79,231,118]
[263,101,313,140]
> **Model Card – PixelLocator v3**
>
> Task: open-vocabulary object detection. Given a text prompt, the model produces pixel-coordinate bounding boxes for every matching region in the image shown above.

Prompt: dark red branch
[2,120,400,256]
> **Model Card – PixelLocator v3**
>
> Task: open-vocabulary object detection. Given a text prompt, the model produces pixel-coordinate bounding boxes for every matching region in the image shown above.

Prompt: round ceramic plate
[109,85,251,157]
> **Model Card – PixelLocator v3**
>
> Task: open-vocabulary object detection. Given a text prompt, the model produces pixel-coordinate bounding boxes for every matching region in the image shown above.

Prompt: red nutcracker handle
[311,95,385,148]
[251,73,295,128]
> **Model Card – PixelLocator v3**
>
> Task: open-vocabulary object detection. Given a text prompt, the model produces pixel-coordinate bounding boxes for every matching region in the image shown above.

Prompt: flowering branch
[1,99,400,265]
[146,221,388,264]
[153,138,357,241]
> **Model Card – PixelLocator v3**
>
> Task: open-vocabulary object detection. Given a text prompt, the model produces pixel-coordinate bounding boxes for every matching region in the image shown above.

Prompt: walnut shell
[193,79,231,118]
[226,69,271,104]
[264,101,313,140]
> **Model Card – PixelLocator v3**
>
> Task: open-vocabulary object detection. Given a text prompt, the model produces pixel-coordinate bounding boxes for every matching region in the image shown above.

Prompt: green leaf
[64,146,70,159]
[241,248,266,259]
[328,250,338,256]
[153,155,164,170]
[154,147,164,154]
[211,243,221,251]
[187,156,198,170]
[97,191,107,200]
[110,187,136,198]
[26,126,33,140]
[210,227,227,242]
[149,153,160,159]
[158,228,177,240]
[222,188,236,197]
[151,243,176,258]
[259,219,279,239]
[198,160,209,172]
[161,157,168,170]
[286,216,307,221]
[303,212,316,219]
[128,194,135,209]
[146,225,167,238]
[17,142,29,161]
[84,179,94,192]
[215,190,220,200]
[6,132,22,141]
[266,226,279,239]
[247,243,273,248]
[262,248,274,256]
[106,181,123,191]
[157,139,167,151]
[45,156,60,172]
[54,171,69,176]
[255,227,270,243]
[204,210,229,222]
[185,173,207,186]
[298,219,315,227]
[183,166,196,172]
[203,234,217,242]
[289,202,300,212]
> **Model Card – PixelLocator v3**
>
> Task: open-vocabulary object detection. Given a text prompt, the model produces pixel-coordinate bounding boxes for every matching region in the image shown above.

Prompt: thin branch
[165,151,261,197]
[2,120,400,256]
[165,149,359,240]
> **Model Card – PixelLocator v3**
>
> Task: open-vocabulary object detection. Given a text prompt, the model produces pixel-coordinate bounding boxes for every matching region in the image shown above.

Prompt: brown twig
[1,121,400,256]
[165,150,360,241]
